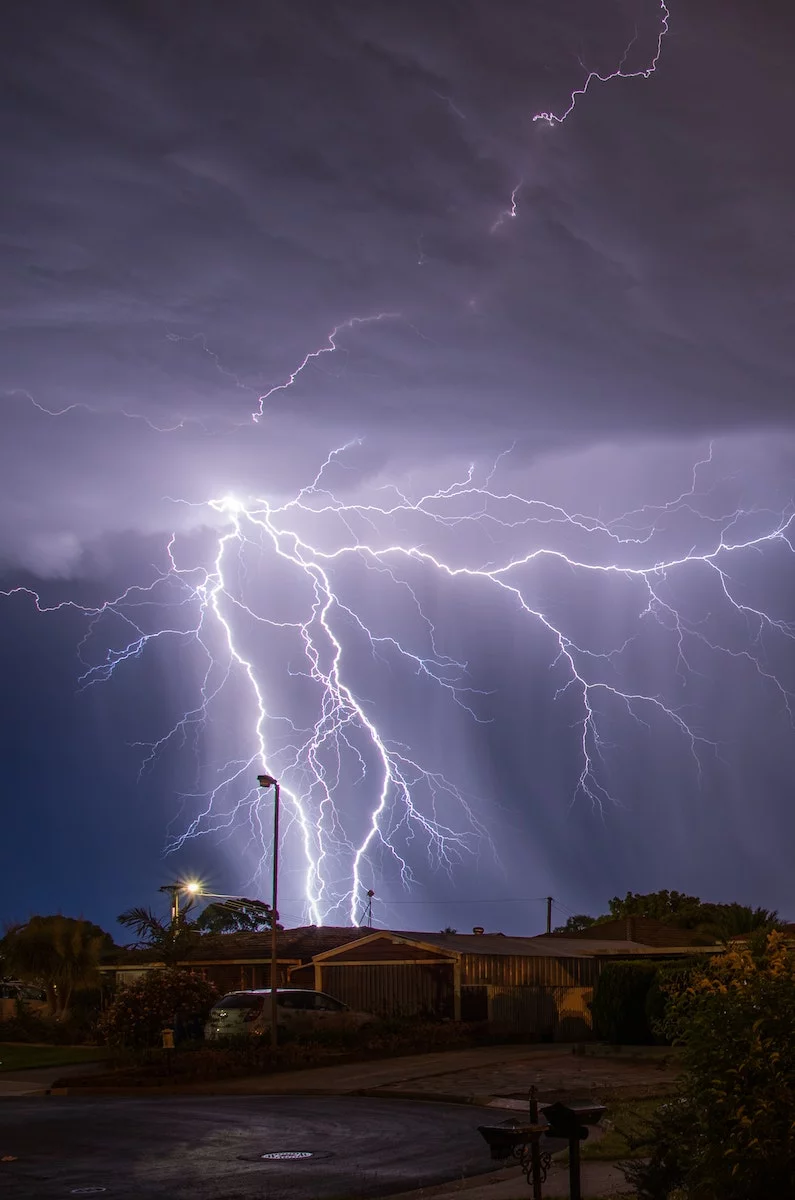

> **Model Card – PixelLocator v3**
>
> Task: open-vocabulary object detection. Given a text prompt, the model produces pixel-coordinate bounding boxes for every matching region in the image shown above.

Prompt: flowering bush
[99,970,218,1049]
[625,932,795,1199]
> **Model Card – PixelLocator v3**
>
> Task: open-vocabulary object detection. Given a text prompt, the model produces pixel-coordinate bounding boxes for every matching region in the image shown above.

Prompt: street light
[158,882,197,927]
[257,772,281,1049]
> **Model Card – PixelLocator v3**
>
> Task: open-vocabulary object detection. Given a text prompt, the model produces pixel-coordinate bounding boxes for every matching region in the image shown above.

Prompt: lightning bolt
[250,314,400,424]
[5,443,795,924]
[2,1,686,925]
[6,313,401,436]
[3,388,200,434]
[490,183,522,235]
[533,1,670,126]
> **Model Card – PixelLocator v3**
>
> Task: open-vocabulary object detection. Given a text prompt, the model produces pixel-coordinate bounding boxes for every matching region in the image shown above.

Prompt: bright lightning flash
[4,444,795,925]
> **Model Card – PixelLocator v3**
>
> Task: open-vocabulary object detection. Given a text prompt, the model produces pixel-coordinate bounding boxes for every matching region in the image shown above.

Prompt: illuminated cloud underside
[5,440,795,923]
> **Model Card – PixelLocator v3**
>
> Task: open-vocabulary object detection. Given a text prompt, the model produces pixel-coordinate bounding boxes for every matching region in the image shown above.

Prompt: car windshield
[216,994,264,1010]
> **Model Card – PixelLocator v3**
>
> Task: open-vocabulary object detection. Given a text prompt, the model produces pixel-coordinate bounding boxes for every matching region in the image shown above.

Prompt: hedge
[590,959,660,1044]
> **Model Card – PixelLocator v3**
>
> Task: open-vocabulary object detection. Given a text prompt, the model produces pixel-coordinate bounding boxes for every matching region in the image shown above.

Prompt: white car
[203,988,372,1040]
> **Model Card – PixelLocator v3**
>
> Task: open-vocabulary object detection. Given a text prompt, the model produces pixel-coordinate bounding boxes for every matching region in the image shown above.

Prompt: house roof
[318,930,716,961]
[395,931,593,958]
[107,925,362,967]
[106,921,723,972]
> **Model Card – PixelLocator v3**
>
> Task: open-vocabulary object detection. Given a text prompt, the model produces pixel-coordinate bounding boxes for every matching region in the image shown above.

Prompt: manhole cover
[238,1149,333,1163]
[261,1152,314,1161]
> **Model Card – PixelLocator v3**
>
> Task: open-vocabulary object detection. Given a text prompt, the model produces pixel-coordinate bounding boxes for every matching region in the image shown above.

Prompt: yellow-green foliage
[627,932,795,1198]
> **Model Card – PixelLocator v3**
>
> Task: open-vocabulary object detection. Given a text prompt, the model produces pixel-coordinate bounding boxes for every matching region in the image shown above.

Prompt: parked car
[204,988,372,1040]
[0,980,48,1020]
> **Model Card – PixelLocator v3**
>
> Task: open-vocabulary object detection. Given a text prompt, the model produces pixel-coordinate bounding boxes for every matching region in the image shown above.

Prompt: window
[217,993,264,1010]
[19,986,46,1002]
[278,992,314,1010]
[315,994,346,1012]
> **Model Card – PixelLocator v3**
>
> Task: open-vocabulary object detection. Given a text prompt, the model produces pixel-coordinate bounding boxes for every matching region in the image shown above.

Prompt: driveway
[0,1095,499,1199]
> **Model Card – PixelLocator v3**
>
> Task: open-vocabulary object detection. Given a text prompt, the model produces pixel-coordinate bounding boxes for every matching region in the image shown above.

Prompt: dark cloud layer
[3,1,795,932]
[4,0,795,450]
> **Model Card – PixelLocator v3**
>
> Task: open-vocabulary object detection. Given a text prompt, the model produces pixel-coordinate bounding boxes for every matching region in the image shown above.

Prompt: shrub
[0,990,103,1045]
[626,932,795,1199]
[644,959,702,1044]
[591,960,659,1044]
[0,1013,83,1045]
[99,970,217,1049]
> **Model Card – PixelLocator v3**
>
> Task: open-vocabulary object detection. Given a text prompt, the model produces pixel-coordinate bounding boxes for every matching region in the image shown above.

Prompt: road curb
[39,1083,500,1104]
[352,1088,493,1107]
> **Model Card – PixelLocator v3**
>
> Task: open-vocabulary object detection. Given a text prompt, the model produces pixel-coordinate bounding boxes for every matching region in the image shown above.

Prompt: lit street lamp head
[257,773,278,788]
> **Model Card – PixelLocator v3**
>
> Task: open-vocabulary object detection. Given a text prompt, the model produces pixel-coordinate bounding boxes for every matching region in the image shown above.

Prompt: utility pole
[257,773,281,1050]
[159,884,181,929]
[546,896,553,935]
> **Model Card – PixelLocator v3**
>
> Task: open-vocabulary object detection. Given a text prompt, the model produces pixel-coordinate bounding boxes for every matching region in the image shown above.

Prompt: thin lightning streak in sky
[4,388,199,434]
[6,6,673,440]
[490,183,522,234]
[533,1,670,126]
[5,445,795,924]
[251,313,400,423]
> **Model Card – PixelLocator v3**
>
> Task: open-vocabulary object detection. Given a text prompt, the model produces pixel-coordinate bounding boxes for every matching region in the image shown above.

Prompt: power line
[278,895,554,907]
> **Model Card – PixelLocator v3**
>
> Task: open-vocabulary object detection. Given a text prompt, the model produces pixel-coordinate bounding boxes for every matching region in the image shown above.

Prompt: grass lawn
[555,1094,669,1169]
[582,1095,666,1161]
[0,1044,110,1072]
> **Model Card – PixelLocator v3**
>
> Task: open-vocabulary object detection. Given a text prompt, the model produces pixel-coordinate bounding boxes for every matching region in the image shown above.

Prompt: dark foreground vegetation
[621,932,795,1199]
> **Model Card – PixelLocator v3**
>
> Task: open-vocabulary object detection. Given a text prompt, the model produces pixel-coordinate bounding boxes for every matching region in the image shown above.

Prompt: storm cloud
[3,0,795,932]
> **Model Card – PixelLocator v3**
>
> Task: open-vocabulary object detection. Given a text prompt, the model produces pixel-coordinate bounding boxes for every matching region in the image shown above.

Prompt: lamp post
[159,882,194,928]
[257,772,281,1049]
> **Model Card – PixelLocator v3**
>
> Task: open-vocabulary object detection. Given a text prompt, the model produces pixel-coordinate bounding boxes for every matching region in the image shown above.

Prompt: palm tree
[117,906,200,968]
[3,915,107,1019]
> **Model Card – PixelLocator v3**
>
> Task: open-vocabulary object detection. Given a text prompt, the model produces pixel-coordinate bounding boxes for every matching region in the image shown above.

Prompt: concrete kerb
[37,1085,518,1105]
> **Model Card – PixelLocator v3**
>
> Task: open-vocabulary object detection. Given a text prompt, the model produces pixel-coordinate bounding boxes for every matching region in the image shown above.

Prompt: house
[297,925,723,1035]
[290,928,599,1038]
[104,920,723,1041]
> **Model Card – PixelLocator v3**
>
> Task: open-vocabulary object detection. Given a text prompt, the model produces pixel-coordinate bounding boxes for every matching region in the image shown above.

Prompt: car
[0,980,48,1020]
[204,988,373,1041]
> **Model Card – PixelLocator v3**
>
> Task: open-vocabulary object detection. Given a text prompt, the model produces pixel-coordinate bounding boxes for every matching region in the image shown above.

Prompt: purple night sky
[3,0,795,937]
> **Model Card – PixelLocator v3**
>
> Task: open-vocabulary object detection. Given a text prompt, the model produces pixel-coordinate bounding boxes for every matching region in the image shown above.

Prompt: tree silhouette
[2,915,109,1018]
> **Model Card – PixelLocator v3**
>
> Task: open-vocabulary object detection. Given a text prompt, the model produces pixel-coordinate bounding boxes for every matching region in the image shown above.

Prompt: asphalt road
[0,1094,501,1199]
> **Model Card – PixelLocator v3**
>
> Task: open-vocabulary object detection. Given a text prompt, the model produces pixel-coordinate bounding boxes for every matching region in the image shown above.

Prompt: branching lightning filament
[5,444,795,924]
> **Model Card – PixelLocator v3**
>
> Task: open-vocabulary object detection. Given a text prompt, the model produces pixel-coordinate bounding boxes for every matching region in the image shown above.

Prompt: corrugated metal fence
[491,985,593,1040]
[320,962,455,1018]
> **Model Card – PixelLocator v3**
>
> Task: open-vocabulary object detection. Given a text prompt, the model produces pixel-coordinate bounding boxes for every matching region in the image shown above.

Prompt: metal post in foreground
[257,773,281,1049]
[528,1087,543,1200]
[159,883,180,929]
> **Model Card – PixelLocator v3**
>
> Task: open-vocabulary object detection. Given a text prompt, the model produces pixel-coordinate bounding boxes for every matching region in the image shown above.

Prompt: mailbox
[541,1101,605,1141]
[477,1123,545,1161]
